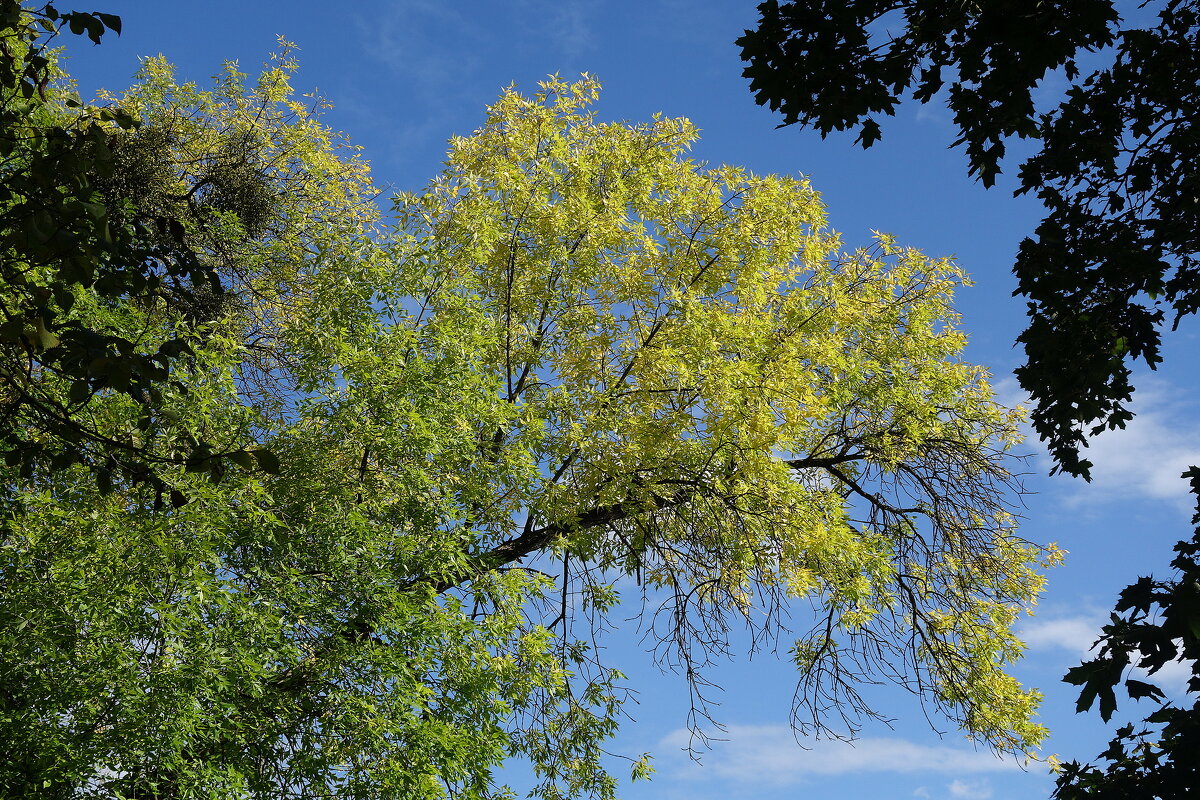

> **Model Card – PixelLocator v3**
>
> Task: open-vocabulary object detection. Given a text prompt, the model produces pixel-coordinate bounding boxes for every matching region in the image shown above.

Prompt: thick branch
[267,483,699,693]
[784,452,866,470]
[434,485,696,592]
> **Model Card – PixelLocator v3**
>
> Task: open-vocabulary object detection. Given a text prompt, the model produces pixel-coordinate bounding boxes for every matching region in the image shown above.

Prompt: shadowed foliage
[1,1,277,497]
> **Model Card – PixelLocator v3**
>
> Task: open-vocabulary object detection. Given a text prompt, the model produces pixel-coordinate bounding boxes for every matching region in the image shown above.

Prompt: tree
[2,68,1058,798]
[1053,495,1200,799]
[0,1,288,494]
[737,1,1200,794]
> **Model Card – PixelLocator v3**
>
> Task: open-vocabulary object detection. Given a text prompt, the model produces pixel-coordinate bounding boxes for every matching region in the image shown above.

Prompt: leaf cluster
[737,0,1117,182]
[1053,469,1200,798]
[0,1,277,495]
[1014,0,1200,477]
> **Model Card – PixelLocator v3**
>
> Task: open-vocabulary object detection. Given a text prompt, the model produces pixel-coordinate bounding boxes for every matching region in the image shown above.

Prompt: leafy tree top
[2,67,1058,798]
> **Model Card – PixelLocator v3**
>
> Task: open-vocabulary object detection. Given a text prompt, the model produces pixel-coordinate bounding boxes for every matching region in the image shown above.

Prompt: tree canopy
[1,53,1057,799]
[0,1,291,494]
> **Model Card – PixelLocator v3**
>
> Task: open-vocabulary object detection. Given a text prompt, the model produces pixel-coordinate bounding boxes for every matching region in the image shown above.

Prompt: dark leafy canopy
[1014,0,1200,478]
[0,1,274,494]
[1053,471,1200,799]
[738,0,1118,181]
[739,0,1199,479]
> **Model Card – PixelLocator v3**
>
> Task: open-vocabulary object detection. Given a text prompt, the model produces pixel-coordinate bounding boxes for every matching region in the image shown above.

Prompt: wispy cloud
[915,104,951,126]
[993,375,1200,509]
[947,778,994,799]
[658,727,1024,785]
[356,0,481,84]
[1070,387,1200,508]
[989,376,1034,422]
[1145,659,1194,696]
[1020,615,1102,654]
[340,1,490,175]
[359,0,596,82]
[516,0,596,60]
[343,0,602,171]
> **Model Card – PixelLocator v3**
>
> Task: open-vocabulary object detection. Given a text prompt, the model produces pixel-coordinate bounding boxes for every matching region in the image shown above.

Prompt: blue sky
[66,3,1200,799]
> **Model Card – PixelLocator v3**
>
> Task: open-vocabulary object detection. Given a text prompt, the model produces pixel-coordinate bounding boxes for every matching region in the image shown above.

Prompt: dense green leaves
[3,36,1056,798]
[0,1,278,493]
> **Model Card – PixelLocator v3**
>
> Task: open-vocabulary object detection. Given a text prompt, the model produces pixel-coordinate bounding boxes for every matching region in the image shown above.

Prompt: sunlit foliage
[1,63,1056,799]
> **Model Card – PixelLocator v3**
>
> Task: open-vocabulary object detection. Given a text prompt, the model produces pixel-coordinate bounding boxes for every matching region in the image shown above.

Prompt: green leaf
[229,450,256,470]
[68,380,91,405]
[96,12,121,34]
[29,317,60,351]
[1124,679,1166,702]
[54,288,75,313]
[251,448,280,474]
[856,118,882,148]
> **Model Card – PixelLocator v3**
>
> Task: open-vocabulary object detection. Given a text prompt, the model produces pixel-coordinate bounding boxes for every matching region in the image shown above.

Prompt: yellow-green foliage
[396,75,1056,756]
[393,77,1060,762]
[0,67,1058,800]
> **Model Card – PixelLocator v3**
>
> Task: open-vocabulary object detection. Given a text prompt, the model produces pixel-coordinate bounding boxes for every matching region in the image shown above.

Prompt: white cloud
[948,778,994,799]
[913,788,932,799]
[1020,615,1102,655]
[1045,380,1200,509]
[1073,418,1200,508]
[658,727,1024,785]
[1144,658,1194,697]
[914,104,951,126]
[991,375,1200,509]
